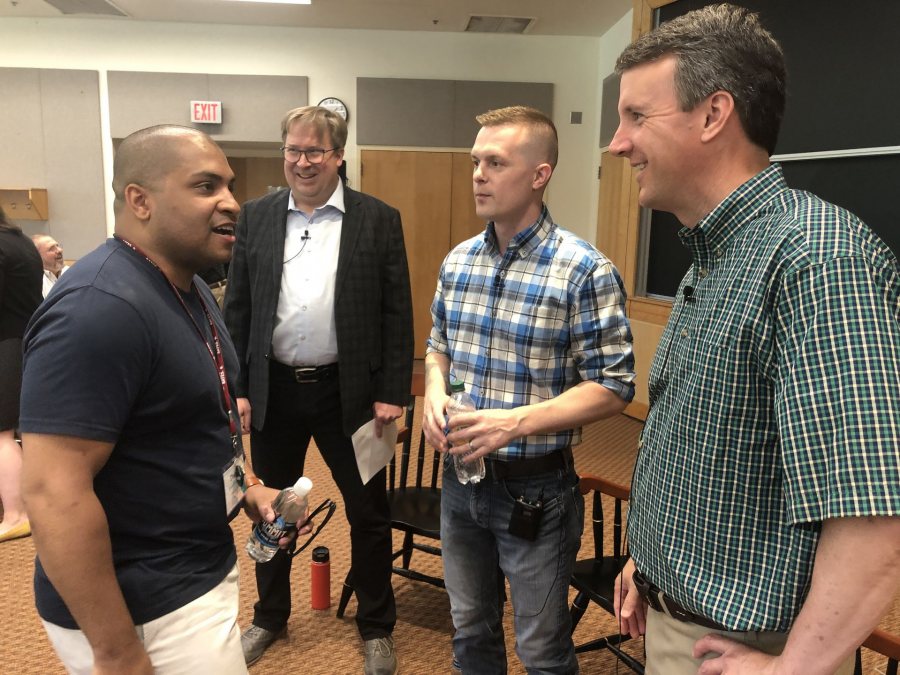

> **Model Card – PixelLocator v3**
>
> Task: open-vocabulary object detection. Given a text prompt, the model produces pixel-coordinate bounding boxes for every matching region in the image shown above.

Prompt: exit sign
[191,100,222,124]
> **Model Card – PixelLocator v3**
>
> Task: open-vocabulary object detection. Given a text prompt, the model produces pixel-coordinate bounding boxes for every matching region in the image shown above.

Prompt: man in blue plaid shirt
[422,106,636,673]
[609,6,900,675]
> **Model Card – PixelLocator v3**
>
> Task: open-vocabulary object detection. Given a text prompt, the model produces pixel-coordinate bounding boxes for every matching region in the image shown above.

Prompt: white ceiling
[0,0,632,38]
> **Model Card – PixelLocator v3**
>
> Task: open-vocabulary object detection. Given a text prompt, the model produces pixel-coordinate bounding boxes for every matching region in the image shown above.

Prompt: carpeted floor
[1,409,897,674]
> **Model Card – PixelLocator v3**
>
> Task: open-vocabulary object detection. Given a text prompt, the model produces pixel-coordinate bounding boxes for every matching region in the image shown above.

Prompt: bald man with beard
[31,234,69,298]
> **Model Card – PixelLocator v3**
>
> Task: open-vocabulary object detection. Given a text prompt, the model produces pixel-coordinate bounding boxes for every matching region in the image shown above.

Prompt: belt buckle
[632,571,663,613]
[293,366,319,384]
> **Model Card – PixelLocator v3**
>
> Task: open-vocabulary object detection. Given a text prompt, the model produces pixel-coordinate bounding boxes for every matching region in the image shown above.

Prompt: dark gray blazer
[223,185,414,435]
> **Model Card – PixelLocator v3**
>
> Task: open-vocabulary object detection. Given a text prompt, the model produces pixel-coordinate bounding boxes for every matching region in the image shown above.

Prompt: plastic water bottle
[245,476,313,563]
[447,380,486,485]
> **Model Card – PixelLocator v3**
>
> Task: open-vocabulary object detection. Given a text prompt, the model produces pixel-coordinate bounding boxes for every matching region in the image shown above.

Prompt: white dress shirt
[271,182,344,366]
[41,265,69,298]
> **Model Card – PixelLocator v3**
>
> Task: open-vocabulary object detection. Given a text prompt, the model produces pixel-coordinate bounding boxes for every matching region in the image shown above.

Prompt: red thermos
[311,546,331,609]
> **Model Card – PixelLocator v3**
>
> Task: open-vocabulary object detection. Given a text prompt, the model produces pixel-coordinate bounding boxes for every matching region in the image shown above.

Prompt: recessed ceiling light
[221,0,311,5]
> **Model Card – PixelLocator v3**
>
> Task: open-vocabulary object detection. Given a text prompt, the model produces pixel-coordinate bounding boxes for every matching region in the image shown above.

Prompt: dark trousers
[249,365,396,640]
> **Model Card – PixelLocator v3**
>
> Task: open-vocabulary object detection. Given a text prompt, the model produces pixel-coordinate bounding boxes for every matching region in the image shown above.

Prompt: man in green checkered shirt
[608,5,900,675]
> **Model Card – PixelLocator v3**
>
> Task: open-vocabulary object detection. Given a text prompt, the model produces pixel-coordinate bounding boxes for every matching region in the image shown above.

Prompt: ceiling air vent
[43,0,128,17]
[465,15,534,34]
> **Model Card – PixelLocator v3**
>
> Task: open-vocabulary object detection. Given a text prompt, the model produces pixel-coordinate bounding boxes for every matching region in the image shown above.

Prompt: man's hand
[237,397,252,433]
[694,634,781,674]
[445,408,522,461]
[422,386,450,453]
[372,402,403,438]
[242,485,310,548]
[613,558,647,639]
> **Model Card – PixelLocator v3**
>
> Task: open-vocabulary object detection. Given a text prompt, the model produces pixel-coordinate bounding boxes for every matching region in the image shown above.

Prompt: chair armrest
[862,627,900,662]
[578,473,630,501]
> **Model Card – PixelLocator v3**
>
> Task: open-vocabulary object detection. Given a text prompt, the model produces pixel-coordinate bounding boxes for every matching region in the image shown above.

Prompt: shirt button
[715,249,723,259]
[300,335,306,341]
[698,268,709,279]
[301,305,307,311]
[680,328,689,338]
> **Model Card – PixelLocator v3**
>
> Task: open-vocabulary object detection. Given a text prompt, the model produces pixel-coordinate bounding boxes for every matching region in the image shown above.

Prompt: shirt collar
[287,179,346,215]
[679,163,787,261]
[484,204,555,259]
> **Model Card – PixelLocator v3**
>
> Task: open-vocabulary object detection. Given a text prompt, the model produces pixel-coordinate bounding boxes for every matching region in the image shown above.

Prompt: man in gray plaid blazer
[224,106,413,675]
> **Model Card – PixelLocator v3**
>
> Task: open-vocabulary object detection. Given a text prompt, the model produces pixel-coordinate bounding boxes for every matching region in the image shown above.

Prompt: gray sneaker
[241,624,286,666]
[364,636,398,675]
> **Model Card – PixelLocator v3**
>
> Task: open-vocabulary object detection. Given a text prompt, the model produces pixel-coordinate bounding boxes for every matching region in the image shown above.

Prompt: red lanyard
[114,235,238,438]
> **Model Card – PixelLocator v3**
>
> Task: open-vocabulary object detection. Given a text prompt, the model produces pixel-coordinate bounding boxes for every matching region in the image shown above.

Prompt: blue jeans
[441,457,584,674]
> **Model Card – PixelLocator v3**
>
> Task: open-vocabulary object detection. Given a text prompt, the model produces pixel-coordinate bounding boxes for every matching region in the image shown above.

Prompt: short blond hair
[281,105,348,148]
[476,106,558,168]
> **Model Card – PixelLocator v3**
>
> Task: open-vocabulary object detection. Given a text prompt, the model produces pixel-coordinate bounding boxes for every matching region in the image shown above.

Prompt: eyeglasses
[287,498,338,558]
[280,146,339,164]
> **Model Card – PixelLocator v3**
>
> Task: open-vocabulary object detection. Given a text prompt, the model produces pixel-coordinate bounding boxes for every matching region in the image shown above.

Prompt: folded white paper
[351,418,398,485]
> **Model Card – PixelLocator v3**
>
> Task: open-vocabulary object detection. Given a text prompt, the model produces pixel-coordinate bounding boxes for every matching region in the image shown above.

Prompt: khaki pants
[645,606,855,675]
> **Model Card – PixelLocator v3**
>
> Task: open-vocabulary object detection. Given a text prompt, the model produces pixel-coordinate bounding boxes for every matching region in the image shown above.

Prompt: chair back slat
[613,499,623,558]
[579,473,630,563]
[592,490,604,559]
[428,432,441,489]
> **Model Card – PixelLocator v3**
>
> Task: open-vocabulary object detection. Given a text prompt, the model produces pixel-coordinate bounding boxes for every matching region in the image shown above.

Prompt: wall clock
[318,97,349,122]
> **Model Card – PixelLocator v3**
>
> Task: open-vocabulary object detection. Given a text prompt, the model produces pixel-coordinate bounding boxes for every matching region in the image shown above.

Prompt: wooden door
[596,151,637,295]
[228,156,285,206]
[361,150,453,358]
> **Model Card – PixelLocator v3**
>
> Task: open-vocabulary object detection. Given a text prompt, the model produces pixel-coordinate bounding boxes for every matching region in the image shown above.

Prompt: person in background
[421,106,635,673]
[200,262,229,309]
[20,125,290,674]
[224,105,413,674]
[609,6,900,674]
[31,233,69,298]
[0,206,43,542]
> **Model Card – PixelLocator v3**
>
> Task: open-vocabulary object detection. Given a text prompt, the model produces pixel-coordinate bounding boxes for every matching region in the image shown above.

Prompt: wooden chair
[856,628,900,675]
[569,474,644,674]
[337,372,443,618]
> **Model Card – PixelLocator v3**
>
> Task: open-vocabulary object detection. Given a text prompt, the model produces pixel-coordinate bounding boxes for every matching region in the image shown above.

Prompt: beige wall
[0,14,632,245]
[0,68,105,256]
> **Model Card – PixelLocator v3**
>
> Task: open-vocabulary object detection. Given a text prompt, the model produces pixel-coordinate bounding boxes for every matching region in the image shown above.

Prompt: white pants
[42,564,247,675]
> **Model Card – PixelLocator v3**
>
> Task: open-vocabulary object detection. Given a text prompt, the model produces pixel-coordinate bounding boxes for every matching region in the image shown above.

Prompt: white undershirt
[271,181,344,366]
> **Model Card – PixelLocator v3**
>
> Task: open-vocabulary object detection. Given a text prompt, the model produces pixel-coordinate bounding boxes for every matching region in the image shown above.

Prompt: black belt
[272,360,339,384]
[633,570,727,631]
[485,447,573,480]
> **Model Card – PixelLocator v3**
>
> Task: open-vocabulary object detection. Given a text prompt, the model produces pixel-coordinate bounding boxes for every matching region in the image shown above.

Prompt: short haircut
[112,125,213,214]
[476,106,559,168]
[281,105,348,149]
[615,3,786,155]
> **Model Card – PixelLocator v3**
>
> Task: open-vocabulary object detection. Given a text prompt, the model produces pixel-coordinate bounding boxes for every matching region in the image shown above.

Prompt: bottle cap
[450,379,465,393]
[312,546,329,563]
[292,476,313,497]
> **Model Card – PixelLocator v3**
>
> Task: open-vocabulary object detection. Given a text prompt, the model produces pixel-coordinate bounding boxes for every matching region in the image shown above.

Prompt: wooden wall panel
[595,152,634,293]
[361,150,453,359]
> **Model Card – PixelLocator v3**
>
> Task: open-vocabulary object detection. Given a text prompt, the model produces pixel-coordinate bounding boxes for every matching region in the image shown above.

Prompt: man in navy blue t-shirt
[20,125,284,675]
